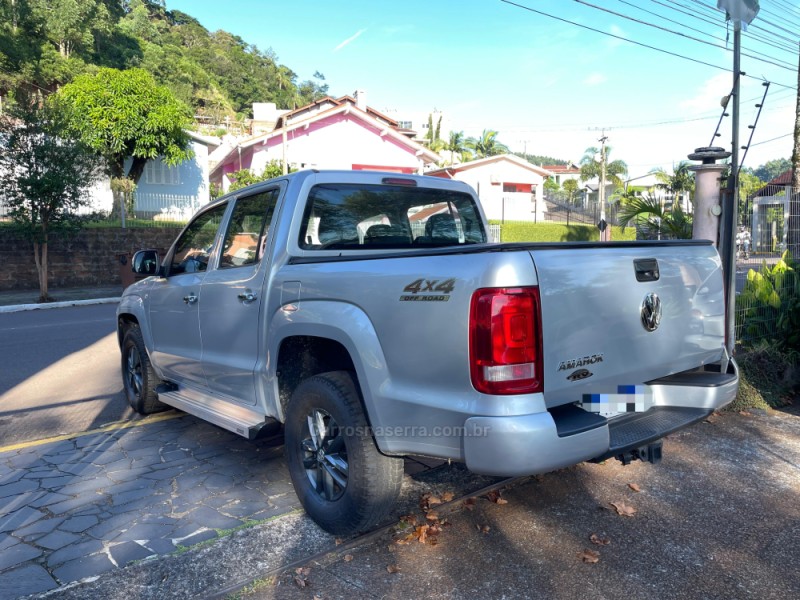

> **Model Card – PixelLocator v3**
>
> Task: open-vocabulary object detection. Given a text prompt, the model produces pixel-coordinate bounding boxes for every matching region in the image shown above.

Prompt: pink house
[210,94,442,192]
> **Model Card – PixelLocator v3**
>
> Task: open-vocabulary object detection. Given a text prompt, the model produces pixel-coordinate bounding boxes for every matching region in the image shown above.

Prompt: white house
[426,154,554,222]
[85,131,219,220]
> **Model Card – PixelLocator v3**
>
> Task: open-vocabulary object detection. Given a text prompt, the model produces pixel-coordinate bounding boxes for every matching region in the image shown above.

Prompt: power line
[500,0,731,72]
[658,0,799,55]
[572,0,796,71]
[499,0,798,90]
[619,0,729,45]
[749,132,794,146]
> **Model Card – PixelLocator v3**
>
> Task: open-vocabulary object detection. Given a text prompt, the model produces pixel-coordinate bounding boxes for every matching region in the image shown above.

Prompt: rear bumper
[463,359,739,477]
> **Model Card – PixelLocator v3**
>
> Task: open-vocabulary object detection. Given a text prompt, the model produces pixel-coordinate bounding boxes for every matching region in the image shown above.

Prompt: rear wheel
[284,371,403,535]
[121,324,167,415]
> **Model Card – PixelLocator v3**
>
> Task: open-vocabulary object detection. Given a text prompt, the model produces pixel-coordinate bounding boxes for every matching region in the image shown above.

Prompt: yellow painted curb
[0,410,184,454]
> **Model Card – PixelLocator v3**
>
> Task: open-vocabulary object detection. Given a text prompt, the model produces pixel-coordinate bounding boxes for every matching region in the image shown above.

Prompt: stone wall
[0,227,182,291]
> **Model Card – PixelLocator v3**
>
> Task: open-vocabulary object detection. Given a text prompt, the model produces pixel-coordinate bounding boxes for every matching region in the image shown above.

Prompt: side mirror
[132,249,160,276]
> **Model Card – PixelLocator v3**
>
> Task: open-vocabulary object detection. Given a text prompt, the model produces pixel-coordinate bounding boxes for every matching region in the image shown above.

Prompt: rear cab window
[298,183,487,250]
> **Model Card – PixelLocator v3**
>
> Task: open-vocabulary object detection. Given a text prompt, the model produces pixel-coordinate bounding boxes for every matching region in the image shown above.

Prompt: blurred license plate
[580,385,653,417]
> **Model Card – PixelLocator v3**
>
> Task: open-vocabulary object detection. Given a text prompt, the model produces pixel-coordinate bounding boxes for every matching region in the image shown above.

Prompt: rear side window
[219,189,279,269]
[298,184,486,250]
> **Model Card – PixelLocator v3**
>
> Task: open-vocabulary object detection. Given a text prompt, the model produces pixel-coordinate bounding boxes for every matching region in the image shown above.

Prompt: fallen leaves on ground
[610,501,637,517]
[387,564,401,574]
[334,538,343,545]
[590,533,611,546]
[486,490,508,504]
[293,567,311,588]
[476,524,491,534]
[463,497,476,511]
[578,549,601,563]
[628,483,641,492]
[343,554,353,562]
[739,410,753,417]
[420,493,441,511]
[442,491,454,502]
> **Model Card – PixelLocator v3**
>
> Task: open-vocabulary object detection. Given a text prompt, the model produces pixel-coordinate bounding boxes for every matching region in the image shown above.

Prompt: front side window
[168,203,227,275]
[219,189,279,269]
[298,184,486,250]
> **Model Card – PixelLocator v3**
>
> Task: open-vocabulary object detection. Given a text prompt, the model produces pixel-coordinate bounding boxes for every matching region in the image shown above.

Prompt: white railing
[134,192,207,222]
[488,224,501,243]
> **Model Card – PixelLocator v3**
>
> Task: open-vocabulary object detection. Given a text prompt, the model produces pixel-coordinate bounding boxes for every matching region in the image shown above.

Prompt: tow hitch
[616,441,663,465]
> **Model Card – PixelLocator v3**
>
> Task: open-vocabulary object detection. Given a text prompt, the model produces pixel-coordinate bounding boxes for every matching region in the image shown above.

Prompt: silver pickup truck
[118,169,738,534]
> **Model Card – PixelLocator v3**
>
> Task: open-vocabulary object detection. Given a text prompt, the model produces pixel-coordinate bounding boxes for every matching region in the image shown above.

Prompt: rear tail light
[470,287,543,395]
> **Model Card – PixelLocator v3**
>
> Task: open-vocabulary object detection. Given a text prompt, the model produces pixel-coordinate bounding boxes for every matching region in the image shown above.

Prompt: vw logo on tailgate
[640,292,662,332]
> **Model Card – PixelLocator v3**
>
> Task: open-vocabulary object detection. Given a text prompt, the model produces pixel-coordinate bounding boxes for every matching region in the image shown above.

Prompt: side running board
[157,387,275,440]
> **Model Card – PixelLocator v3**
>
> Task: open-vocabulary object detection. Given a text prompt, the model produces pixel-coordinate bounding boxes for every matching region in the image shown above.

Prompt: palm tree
[652,161,694,209]
[617,192,693,240]
[579,146,628,187]
[445,131,468,165]
[465,129,509,160]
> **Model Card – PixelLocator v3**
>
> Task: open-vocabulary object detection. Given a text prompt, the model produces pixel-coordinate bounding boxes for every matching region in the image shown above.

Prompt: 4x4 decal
[400,278,455,302]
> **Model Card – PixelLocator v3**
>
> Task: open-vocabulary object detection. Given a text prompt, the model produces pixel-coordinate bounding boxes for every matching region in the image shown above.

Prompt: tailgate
[530,242,726,408]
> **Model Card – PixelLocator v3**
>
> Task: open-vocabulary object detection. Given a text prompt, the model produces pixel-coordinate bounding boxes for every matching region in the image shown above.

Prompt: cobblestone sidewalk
[0,414,297,597]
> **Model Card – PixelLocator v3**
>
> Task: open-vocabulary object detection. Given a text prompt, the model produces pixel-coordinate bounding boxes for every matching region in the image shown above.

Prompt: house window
[503,183,532,194]
[144,159,181,185]
[398,120,412,129]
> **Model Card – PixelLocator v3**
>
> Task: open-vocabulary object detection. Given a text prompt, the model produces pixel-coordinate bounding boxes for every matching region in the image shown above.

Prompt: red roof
[542,164,580,173]
[768,170,792,185]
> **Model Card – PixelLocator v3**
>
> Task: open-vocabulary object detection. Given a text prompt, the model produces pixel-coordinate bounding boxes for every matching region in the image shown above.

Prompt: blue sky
[166,0,798,176]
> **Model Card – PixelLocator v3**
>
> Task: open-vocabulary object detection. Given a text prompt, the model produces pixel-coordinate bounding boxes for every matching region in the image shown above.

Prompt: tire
[284,371,403,535]
[121,324,167,415]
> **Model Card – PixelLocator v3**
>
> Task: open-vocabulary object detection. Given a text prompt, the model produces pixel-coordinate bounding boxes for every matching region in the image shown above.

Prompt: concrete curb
[0,297,120,314]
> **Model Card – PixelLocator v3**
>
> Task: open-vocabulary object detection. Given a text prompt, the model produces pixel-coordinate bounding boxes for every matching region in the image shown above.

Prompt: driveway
[3,406,796,600]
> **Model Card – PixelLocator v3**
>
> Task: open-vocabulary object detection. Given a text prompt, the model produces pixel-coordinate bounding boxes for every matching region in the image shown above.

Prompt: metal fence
[541,194,620,227]
[734,183,797,347]
[85,191,206,227]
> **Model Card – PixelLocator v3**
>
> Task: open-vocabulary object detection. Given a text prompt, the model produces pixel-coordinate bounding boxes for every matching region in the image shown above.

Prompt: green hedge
[489,221,637,243]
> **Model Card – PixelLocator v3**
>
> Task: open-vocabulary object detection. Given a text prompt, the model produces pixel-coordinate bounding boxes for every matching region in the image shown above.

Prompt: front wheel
[121,324,167,415]
[284,371,403,535]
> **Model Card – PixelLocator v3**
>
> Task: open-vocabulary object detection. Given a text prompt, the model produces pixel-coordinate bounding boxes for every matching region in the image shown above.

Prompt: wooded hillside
[0,0,329,121]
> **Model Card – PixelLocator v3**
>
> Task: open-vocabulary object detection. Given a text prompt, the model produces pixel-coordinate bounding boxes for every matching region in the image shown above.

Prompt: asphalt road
[0,304,136,447]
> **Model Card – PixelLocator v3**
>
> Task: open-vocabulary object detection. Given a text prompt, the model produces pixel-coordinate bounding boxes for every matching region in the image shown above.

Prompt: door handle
[183,294,198,305]
[237,291,258,304]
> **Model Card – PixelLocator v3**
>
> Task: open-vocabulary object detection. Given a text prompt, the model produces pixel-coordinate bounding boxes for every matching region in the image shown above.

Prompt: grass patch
[727,342,798,412]
[489,220,637,243]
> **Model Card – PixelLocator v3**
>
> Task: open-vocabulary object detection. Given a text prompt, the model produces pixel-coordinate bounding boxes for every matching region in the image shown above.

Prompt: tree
[738,170,763,216]
[579,146,627,187]
[543,178,560,197]
[445,130,468,164]
[652,161,695,207]
[617,193,693,240]
[753,158,791,183]
[0,102,103,301]
[227,160,285,192]
[465,129,509,159]
[563,178,580,203]
[56,67,193,184]
[424,113,445,153]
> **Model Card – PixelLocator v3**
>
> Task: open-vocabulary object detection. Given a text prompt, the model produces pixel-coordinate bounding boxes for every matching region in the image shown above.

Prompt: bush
[736,250,800,352]
[490,221,637,243]
[728,341,797,411]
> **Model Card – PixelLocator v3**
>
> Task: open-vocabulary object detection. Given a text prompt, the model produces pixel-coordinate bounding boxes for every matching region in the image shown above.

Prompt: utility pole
[598,133,609,242]
[721,22,742,353]
[791,40,800,258]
